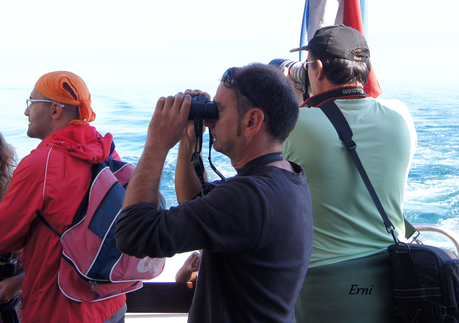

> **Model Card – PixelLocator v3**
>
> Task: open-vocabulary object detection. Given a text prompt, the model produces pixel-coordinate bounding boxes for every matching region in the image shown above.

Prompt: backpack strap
[318,100,403,243]
[39,141,167,235]
[39,141,119,236]
[38,214,63,237]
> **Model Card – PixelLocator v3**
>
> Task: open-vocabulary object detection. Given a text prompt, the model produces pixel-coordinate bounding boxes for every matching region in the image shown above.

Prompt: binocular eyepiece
[188,95,218,120]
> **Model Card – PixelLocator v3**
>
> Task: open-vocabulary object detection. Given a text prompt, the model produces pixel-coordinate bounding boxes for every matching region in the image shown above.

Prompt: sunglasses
[221,68,259,108]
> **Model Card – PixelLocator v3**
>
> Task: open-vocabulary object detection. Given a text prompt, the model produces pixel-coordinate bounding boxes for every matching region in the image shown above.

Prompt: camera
[269,58,309,93]
[0,253,17,280]
[188,95,218,120]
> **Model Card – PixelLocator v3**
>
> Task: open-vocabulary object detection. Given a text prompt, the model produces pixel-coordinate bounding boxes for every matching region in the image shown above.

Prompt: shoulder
[285,106,340,153]
[16,146,53,174]
[375,98,413,121]
[229,166,305,190]
[6,148,52,196]
[296,107,334,128]
[204,175,268,205]
[375,97,407,110]
[297,106,328,118]
[369,98,416,137]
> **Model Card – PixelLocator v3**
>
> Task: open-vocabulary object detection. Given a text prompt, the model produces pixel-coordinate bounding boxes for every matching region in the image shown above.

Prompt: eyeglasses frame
[26,99,65,109]
[303,60,316,71]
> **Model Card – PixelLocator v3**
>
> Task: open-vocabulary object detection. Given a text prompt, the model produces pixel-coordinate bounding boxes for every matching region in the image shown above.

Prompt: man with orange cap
[0,71,126,322]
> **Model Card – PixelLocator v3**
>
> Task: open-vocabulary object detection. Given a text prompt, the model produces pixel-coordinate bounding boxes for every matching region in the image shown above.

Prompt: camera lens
[269,59,296,71]
[269,58,309,93]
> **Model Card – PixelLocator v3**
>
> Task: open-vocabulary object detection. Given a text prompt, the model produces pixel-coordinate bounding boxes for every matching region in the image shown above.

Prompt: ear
[243,108,264,139]
[49,102,65,121]
[315,59,326,81]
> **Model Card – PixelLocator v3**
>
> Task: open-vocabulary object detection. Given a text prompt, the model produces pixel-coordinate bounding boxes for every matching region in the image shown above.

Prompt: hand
[182,89,211,141]
[283,67,305,106]
[184,89,211,101]
[175,251,201,284]
[146,93,192,152]
[175,89,209,202]
[0,273,24,304]
[183,251,201,274]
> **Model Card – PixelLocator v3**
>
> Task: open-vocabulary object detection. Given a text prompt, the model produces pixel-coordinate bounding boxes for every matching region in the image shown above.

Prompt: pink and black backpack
[40,144,165,302]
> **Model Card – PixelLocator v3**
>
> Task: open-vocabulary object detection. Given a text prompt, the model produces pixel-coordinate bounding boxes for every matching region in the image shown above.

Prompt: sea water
[387,83,459,249]
[1,81,458,321]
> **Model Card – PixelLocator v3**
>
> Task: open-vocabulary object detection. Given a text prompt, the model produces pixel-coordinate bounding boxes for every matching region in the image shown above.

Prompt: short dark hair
[232,64,299,142]
[310,48,371,86]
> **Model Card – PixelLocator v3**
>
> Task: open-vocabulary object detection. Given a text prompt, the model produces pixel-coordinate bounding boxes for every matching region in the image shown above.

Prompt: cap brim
[290,46,310,53]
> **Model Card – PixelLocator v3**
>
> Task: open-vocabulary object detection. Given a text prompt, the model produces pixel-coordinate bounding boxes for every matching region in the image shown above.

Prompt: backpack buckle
[90,281,98,292]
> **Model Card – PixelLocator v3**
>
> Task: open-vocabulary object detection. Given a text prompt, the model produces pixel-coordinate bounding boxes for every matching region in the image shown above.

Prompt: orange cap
[35,71,96,125]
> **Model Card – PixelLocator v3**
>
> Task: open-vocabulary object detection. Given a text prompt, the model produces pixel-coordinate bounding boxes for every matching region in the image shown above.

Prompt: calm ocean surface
[1,81,458,287]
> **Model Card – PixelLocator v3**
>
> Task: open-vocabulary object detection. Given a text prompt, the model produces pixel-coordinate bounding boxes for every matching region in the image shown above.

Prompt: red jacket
[0,124,125,323]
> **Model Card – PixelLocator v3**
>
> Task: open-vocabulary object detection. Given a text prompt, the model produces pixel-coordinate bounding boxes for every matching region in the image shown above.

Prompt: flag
[299,0,382,98]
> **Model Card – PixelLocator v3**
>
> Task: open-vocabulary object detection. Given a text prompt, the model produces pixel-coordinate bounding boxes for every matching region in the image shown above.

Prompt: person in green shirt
[283,25,417,323]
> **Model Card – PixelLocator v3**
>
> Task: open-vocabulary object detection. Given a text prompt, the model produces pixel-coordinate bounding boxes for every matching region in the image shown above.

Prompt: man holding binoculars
[115,63,313,323]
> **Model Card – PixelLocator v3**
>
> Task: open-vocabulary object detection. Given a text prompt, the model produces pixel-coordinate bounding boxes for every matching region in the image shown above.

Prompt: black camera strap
[191,114,227,196]
[207,129,226,182]
[236,152,284,176]
[191,114,208,195]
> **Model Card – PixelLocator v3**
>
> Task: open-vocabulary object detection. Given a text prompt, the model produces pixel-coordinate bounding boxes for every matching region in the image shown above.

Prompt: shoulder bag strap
[318,100,399,243]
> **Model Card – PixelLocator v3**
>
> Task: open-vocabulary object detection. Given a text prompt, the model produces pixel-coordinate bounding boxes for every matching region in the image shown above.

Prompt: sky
[1,0,458,92]
[1,0,458,161]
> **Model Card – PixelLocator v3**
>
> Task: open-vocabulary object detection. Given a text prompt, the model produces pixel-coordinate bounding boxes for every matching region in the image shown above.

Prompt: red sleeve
[0,151,46,252]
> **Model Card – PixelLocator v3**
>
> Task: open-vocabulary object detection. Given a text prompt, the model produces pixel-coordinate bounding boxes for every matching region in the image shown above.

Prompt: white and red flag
[299,0,382,98]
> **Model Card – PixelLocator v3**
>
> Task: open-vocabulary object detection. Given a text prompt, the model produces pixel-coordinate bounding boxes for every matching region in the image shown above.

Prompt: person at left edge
[0,71,126,323]
[0,133,23,323]
[115,63,313,323]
